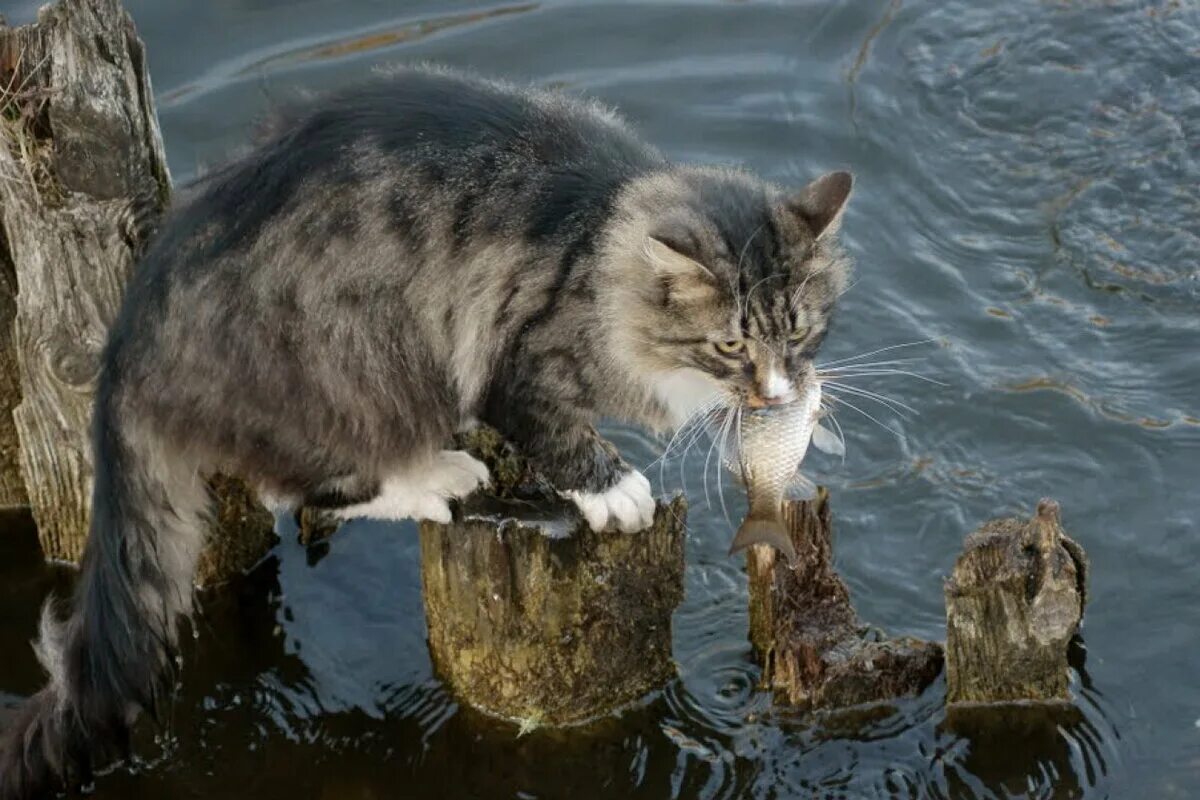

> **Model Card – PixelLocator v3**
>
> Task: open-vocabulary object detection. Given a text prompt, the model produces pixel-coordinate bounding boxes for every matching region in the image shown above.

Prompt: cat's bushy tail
[0,380,209,799]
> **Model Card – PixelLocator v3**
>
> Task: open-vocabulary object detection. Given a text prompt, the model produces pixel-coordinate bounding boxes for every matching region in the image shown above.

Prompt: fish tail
[728,512,797,565]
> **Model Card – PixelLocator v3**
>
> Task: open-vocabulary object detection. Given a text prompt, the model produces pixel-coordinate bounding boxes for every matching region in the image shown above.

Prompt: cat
[0,65,851,797]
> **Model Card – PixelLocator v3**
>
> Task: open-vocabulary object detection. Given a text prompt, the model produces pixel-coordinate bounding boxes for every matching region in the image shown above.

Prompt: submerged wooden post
[944,499,1087,703]
[0,0,273,583]
[747,490,943,709]
[418,426,686,726]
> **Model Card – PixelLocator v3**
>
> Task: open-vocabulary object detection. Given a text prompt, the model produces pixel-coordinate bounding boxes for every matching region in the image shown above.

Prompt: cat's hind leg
[333,450,489,524]
[258,473,379,516]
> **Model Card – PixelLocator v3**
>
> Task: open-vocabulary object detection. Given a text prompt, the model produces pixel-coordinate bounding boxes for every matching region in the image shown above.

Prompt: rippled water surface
[2,0,1198,797]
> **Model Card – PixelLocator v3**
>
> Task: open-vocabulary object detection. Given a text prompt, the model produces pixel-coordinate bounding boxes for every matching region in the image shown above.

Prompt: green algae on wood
[420,498,685,726]
[196,473,278,588]
[419,425,686,726]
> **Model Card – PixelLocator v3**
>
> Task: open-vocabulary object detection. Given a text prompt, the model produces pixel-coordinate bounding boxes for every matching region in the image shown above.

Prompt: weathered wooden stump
[945,498,1087,703]
[196,474,276,587]
[416,426,686,726]
[0,221,24,509]
[0,0,274,583]
[747,489,943,709]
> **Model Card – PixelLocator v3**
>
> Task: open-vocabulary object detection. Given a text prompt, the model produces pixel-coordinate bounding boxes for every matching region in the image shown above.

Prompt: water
[2,0,1198,797]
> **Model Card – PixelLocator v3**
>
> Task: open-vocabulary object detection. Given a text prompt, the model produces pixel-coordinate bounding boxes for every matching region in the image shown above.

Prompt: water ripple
[0,0,1195,796]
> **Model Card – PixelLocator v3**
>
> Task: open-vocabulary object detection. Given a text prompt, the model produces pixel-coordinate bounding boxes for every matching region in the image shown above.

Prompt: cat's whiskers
[647,395,729,494]
[715,404,741,528]
[819,368,946,387]
[789,265,817,309]
[737,225,763,270]
[701,404,737,513]
[821,380,916,417]
[670,404,728,496]
[732,225,764,322]
[816,339,938,368]
[823,393,904,438]
[813,343,945,451]
[648,395,725,464]
[818,357,923,370]
[744,273,777,309]
[716,404,744,530]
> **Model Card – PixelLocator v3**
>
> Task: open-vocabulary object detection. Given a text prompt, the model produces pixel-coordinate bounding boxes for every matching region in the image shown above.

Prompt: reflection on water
[3,0,1200,797]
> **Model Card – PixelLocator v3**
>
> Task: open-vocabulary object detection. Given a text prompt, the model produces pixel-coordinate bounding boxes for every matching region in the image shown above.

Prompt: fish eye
[713,339,745,356]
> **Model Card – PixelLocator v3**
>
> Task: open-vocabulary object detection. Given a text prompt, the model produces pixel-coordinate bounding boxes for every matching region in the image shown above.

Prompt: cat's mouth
[743,372,816,408]
[744,390,799,409]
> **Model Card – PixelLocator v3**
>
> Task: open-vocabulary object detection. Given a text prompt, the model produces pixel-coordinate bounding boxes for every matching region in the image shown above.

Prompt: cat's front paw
[563,471,656,533]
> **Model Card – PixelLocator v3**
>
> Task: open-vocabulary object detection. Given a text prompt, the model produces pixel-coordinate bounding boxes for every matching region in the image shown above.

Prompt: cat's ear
[643,235,715,280]
[643,235,717,302]
[788,171,853,240]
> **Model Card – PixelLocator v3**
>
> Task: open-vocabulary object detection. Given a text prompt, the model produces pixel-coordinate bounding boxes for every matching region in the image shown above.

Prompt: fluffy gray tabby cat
[0,66,851,797]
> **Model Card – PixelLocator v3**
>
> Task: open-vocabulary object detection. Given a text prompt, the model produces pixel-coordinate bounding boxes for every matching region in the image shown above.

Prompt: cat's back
[339,67,659,170]
[112,67,663,371]
[154,67,663,271]
[236,67,661,196]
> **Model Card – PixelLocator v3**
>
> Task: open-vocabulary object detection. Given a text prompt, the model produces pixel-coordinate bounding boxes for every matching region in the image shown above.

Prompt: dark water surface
[3,0,1198,797]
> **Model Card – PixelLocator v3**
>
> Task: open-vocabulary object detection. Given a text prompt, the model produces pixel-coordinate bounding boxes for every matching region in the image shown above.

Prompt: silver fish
[724,381,840,564]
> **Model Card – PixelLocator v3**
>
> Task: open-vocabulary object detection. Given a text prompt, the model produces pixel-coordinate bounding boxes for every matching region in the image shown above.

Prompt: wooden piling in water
[0,0,274,583]
[417,426,687,726]
[747,490,1089,712]
[746,489,944,709]
[0,0,1091,728]
[945,499,1087,704]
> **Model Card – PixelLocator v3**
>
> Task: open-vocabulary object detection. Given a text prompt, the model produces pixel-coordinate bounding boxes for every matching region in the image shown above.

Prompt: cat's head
[606,167,852,410]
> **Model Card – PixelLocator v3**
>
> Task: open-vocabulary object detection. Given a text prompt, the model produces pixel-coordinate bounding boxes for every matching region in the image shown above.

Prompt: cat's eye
[788,327,811,344]
[713,339,745,356]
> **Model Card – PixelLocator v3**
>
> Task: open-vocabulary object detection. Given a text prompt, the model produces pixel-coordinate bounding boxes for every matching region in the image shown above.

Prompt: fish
[724,380,843,564]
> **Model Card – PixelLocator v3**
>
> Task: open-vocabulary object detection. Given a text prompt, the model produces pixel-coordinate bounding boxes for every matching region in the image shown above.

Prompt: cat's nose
[757,370,796,406]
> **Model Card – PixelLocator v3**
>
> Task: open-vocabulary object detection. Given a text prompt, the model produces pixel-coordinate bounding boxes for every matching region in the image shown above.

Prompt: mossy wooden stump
[945,499,1087,704]
[418,427,686,726]
[747,490,943,709]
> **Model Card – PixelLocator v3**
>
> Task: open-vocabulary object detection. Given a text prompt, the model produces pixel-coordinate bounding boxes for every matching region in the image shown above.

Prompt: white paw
[258,488,300,515]
[429,450,490,498]
[334,450,489,524]
[333,477,453,524]
[564,471,656,533]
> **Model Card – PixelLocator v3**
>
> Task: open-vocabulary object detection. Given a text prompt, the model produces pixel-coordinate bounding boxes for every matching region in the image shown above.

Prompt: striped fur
[0,65,851,797]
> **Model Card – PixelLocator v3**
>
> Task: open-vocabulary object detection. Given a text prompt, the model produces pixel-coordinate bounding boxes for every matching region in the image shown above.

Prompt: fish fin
[811,422,845,456]
[728,516,798,564]
[784,472,819,501]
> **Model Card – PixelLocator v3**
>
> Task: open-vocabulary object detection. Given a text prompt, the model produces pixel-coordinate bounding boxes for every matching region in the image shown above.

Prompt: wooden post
[0,220,25,509]
[0,0,274,584]
[413,426,686,726]
[747,490,943,709]
[944,499,1087,703]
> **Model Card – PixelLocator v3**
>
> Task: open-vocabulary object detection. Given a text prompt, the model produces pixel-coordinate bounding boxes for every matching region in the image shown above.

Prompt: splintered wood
[0,0,169,558]
[0,0,273,583]
[746,490,943,710]
[945,499,1087,703]
[746,492,1089,711]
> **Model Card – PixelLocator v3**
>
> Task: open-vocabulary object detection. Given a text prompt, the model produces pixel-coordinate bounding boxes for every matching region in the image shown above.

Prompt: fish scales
[725,382,824,564]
